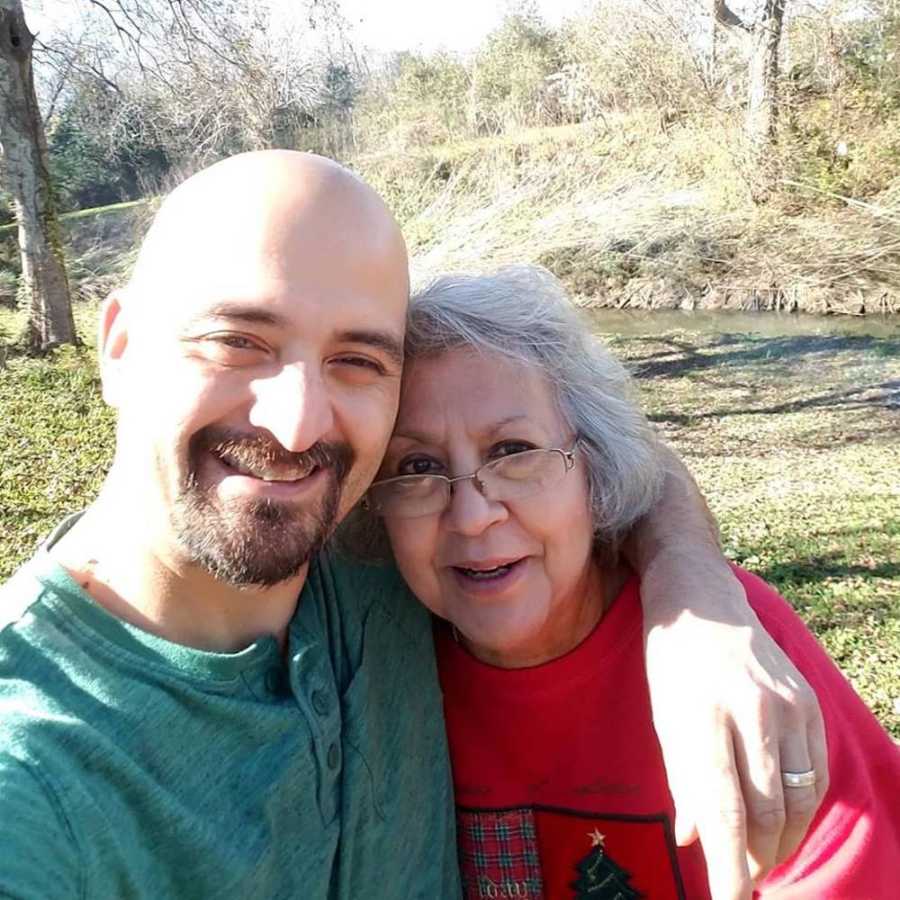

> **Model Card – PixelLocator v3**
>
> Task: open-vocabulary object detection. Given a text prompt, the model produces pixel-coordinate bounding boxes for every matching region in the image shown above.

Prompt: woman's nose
[444,475,507,536]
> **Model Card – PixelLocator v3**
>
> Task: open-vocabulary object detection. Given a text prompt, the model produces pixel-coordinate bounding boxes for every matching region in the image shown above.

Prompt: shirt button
[265,667,284,695]
[326,742,341,770]
[311,689,329,716]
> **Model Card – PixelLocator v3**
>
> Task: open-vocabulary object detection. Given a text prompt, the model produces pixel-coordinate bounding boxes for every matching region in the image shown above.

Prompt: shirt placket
[287,640,342,826]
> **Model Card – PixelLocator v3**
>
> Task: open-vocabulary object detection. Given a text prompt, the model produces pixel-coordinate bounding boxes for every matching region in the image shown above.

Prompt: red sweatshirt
[437,568,900,899]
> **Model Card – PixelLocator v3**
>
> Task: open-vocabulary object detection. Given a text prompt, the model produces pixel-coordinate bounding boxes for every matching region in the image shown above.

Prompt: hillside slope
[2,110,898,318]
[354,111,900,316]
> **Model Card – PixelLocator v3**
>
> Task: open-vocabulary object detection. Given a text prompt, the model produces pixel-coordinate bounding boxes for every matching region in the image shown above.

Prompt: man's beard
[172,427,354,587]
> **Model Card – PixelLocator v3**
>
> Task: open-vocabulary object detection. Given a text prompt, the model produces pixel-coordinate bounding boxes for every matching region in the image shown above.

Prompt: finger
[695,732,753,900]
[652,715,701,847]
[774,731,818,867]
[665,761,699,846]
[674,815,699,848]
[731,718,784,882]
[771,709,829,865]
[807,706,830,808]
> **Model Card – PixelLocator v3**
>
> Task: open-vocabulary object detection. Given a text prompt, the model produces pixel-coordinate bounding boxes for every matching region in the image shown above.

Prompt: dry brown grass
[351,111,900,316]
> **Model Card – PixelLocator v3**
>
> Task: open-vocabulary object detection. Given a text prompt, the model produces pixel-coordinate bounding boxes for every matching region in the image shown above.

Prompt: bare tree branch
[713,0,752,31]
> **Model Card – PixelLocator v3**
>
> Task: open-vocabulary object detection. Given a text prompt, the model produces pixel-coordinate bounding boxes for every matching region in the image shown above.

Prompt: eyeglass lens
[370,448,571,518]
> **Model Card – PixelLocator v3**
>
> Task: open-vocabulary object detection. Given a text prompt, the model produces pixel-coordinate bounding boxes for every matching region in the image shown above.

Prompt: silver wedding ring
[781,769,817,788]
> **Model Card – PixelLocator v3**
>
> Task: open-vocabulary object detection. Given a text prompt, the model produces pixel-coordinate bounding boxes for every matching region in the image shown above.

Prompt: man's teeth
[459,564,513,579]
[217,453,317,482]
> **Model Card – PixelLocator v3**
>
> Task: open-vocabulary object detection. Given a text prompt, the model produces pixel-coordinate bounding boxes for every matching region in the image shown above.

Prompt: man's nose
[444,476,507,537]
[248,362,335,453]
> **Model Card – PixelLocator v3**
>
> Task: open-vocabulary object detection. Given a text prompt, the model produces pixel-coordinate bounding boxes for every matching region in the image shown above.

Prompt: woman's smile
[447,556,529,596]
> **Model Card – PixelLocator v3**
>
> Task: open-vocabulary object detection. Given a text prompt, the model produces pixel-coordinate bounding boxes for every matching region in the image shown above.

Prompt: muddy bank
[583,308,900,339]
[571,279,899,317]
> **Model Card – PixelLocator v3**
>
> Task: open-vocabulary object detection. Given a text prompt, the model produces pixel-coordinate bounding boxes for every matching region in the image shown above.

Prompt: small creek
[585,309,900,339]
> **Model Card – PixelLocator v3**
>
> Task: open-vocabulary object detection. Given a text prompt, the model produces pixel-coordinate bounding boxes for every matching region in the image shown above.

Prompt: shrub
[351,51,471,150]
[471,3,565,133]
[0,270,18,309]
[559,0,721,122]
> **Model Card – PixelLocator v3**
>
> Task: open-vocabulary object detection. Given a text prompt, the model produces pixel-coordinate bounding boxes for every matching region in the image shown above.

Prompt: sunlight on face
[102,155,409,584]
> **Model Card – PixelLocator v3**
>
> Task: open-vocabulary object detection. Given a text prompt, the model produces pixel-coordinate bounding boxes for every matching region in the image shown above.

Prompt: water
[585,308,900,340]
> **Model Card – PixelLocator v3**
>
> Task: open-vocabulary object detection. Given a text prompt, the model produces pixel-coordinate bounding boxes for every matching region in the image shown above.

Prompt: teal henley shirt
[0,519,460,898]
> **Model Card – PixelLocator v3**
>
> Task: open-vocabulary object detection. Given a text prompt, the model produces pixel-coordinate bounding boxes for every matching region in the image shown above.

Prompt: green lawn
[2,307,898,734]
[608,328,899,735]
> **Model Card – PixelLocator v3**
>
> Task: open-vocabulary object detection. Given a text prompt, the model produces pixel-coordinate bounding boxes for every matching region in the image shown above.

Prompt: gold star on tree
[588,828,606,848]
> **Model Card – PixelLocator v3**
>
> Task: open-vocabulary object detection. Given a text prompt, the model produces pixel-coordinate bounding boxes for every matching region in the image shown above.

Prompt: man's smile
[212,444,322,483]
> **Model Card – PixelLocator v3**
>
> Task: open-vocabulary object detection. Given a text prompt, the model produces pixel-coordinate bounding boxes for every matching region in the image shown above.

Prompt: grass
[2,104,900,316]
[0,304,115,557]
[351,112,900,316]
[607,325,899,736]
[0,199,149,307]
[1,302,897,735]
[0,199,146,236]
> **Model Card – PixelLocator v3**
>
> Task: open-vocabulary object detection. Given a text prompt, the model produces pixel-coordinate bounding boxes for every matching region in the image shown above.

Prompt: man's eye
[185,332,268,365]
[398,455,443,476]
[212,334,260,351]
[339,356,384,371]
[332,355,387,375]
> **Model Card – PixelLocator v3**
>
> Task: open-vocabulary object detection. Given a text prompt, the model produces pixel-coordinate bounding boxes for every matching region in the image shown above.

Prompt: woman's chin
[450,606,553,668]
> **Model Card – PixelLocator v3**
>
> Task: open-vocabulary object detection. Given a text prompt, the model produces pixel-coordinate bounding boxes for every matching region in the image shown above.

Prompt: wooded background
[2,0,899,351]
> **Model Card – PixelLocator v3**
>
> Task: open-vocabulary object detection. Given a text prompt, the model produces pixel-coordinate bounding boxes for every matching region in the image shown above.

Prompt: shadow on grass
[754,556,900,590]
[632,334,897,381]
[648,379,900,425]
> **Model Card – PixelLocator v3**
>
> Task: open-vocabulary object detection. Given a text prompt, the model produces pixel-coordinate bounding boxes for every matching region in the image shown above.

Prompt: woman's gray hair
[336,265,663,560]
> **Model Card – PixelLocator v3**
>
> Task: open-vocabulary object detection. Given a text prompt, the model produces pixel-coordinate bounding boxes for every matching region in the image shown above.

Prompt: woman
[356,267,899,898]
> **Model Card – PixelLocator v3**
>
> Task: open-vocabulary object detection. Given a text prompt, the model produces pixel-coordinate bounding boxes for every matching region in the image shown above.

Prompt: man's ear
[98,292,129,408]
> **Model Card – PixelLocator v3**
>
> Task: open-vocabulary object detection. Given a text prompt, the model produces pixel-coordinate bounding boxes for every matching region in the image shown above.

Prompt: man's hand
[641,553,829,900]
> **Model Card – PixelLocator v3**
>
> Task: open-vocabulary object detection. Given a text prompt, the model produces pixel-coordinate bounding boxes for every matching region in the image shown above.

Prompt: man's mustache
[191,427,355,484]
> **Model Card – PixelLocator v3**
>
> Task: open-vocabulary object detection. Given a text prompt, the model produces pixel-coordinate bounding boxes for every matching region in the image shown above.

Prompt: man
[0,152,824,899]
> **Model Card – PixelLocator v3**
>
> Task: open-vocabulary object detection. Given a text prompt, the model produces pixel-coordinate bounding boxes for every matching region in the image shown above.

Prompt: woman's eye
[398,455,443,476]
[491,440,535,459]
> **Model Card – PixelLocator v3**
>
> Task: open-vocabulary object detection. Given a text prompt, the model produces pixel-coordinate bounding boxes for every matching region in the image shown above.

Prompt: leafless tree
[713,0,790,200]
[0,0,76,352]
[2,0,344,353]
[43,1,348,162]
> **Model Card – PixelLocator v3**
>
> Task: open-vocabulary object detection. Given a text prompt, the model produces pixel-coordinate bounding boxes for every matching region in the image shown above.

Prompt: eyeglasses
[365,442,579,519]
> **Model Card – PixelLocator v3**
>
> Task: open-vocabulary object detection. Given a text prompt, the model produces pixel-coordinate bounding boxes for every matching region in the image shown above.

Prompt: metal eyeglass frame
[365,440,579,517]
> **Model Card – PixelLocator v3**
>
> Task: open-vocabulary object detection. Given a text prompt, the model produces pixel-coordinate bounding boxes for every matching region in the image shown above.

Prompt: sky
[337,0,591,54]
[26,0,594,55]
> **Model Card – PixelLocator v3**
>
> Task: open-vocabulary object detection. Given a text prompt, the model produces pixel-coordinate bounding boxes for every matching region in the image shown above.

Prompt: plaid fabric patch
[457,808,544,899]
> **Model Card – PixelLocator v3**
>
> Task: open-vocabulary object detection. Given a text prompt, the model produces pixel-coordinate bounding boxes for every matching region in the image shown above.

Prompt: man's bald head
[127,150,408,314]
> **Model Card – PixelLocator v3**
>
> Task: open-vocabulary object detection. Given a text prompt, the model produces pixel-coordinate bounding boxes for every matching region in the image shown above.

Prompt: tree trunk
[746,0,787,201]
[0,0,76,353]
[705,1,718,84]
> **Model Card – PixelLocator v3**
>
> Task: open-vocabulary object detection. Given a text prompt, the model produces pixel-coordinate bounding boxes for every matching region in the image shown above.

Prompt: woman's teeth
[458,564,513,580]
